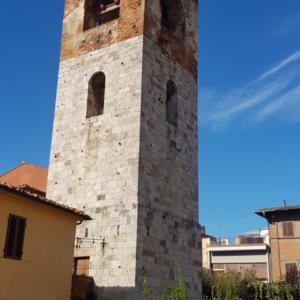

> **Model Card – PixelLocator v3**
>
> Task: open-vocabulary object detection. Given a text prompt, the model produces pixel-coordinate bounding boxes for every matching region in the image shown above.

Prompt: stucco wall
[0,190,77,300]
[202,238,213,269]
[269,215,300,281]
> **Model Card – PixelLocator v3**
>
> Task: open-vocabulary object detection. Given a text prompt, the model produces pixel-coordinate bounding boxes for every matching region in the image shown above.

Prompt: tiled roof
[255,205,300,218]
[0,162,48,192]
[0,183,91,221]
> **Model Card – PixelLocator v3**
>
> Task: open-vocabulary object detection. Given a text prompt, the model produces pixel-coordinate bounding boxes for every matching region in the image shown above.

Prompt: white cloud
[200,51,300,131]
[251,51,300,84]
[255,84,300,123]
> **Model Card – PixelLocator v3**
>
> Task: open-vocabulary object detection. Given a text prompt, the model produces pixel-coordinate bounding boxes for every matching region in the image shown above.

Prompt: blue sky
[199,0,300,237]
[0,1,300,237]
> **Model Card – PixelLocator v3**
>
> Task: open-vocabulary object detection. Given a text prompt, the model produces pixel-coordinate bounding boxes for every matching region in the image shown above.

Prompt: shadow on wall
[94,286,138,300]
[71,276,138,300]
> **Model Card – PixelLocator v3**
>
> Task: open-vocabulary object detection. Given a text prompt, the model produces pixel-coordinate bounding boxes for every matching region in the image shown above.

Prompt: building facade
[47,0,200,299]
[207,244,270,281]
[201,227,217,270]
[0,183,90,300]
[202,228,270,281]
[256,205,300,282]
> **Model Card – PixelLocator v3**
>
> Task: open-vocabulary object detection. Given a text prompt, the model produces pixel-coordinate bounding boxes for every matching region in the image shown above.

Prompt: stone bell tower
[47,0,200,299]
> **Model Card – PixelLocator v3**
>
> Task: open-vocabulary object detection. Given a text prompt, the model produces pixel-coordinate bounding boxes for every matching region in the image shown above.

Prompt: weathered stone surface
[144,0,198,78]
[48,36,143,295]
[48,0,200,299]
[60,0,197,77]
[61,0,144,61]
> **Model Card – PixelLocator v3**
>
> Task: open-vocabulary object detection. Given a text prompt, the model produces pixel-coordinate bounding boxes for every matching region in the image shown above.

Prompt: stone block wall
[48,0,201,298]
[136,36,200,299]
[47,36,143,298]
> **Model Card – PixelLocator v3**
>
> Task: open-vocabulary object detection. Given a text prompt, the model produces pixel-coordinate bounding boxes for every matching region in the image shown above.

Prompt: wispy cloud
[250,51,300,84]
[255,84,300,123]
[200,51,300,131]
[272,13,300,38]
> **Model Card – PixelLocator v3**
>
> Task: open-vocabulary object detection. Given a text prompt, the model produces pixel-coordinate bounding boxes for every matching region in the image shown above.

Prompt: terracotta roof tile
[0,183,91,221]
[0,162,48,192]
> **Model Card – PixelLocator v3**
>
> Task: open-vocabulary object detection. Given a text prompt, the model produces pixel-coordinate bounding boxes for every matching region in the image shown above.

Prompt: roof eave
[0,183,91,221]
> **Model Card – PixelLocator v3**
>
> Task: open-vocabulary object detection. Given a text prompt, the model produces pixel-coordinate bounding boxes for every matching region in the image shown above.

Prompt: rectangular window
[83,0,120,31]
[74,257,90,276]
[285,263,297,274]
[282,222,294,237]
[4,214,26,260]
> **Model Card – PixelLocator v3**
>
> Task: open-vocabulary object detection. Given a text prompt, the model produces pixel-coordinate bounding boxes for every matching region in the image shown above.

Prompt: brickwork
[144,0,198,78]
[61,0,144,61]
[48,0,200,298]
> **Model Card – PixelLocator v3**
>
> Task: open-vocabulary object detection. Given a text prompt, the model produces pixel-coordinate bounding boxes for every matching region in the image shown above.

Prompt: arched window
[160,0,185,40]
[83,0,120,31]
[86,72,106,118]
[166,80,178,127]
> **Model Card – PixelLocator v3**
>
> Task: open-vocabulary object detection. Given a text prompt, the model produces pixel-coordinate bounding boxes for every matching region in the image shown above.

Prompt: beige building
[201,229,217,270]
[0,182,90,300]
[256,205,300,282]
[202,228,271,281]
[207,244,271,281]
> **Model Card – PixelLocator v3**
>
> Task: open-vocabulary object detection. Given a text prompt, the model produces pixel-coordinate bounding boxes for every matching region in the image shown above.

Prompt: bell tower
[47,0,200,299]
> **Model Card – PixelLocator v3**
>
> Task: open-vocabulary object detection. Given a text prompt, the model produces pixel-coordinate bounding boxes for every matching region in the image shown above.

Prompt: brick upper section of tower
[61,0,198,77]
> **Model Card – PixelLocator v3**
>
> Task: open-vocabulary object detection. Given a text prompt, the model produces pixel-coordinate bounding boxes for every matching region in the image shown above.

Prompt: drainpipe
[276,219,282,279]
[266,243,271,283]
[264,211,272,282]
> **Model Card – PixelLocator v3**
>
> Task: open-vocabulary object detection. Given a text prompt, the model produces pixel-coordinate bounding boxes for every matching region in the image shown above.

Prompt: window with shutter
[282,222,294,237]
[285,263,297,274]
[4,214,26,260]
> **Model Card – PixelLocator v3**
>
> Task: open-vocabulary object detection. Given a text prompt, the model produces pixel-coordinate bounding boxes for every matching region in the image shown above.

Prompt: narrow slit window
[160,0,185,40]
[84,0,120,31]
[86,72,106,118]
[166,80,178,127]
[4,214,26,260]
[161,0,170,30]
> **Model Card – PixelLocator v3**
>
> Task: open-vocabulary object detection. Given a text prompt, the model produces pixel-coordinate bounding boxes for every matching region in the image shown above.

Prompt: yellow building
[0,182,91,300]
[256,205,300,282]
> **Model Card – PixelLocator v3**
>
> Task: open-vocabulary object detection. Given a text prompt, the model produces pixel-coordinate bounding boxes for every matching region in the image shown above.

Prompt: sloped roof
[255,205,300,219]
[0,162,48,193]
[0,183,91,221]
